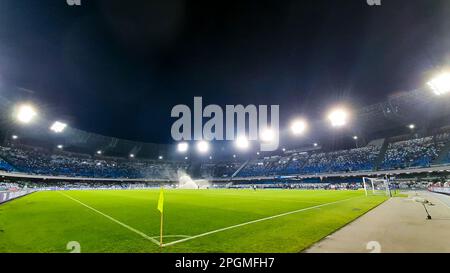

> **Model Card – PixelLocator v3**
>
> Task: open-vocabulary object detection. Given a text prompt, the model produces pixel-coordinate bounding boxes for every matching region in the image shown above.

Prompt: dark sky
[0,0,449,143]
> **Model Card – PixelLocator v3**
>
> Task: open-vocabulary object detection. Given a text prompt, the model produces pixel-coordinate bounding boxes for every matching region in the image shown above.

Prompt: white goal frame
[362,177,390,196]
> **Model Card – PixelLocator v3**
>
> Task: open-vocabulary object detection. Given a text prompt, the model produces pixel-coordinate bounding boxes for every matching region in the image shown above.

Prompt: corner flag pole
[160,209,163,247]
[157,188,164,247]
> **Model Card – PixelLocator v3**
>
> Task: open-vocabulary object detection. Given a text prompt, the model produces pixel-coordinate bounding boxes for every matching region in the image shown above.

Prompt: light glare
[235,136,249,150]
[177,142,189,153]
[328,108,349,127]
[50,121,67,133]
[197,141,209,153]
[16,104,37,124]
[260,128,275,142]
[428,72,450,95]
[290,120,307,135]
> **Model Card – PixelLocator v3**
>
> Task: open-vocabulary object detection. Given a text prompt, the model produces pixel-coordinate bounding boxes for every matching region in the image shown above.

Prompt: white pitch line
[150,235,191,239]
[162,196,364,247]
[59,192,160,246]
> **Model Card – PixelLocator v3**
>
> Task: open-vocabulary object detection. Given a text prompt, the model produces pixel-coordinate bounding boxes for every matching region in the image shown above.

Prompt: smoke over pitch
[177,170,209,189]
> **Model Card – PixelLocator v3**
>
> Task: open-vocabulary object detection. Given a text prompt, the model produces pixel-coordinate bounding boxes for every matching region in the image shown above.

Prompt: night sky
[0,0,449,143]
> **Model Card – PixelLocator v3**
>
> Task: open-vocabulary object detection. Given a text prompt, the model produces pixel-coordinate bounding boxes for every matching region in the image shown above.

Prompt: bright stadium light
[129,154,135,158]
[57,144,63,149]
[260,128,275,142]
[50,121,67,133]
[313,143,318,147]
[327,107,349,127]
[15,104,37,124]
[235,135,249,150]
[177,142,189,153]
[185,156,189,160]
[408,124,415,130]
[290,119,307,135]
[209,156,213,160]
[12,135,18,140]
[197,141,209,154]
[428,72,450,95]
[97,150,102,155]
[353,136,358,140]
[158,156,163,160]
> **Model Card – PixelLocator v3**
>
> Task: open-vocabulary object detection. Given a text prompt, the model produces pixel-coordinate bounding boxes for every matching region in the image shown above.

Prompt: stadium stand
[0,157,15,172]
[1,130,450,180]
[0,145,188,179]
[380,136,444,170]
[237,146,380,177]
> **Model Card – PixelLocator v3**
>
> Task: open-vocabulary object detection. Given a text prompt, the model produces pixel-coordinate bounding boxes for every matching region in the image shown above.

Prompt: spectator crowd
[1,132,450,180]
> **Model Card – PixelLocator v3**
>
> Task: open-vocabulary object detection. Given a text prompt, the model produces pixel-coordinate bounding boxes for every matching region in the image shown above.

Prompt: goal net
[362,177,390,196]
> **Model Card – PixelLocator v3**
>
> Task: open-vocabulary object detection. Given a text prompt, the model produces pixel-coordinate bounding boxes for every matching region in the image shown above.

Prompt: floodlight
[233,154,237,158]
[197,141,209,154]
[235,135,249,150]
[313,143,318,147]
[209,156,213,160]
[290,119,307,135]
[428,72,450,95]
[97,150,102,155]
[15,104,37,124]
[185,156,189,160]
[158,156,164,160]
[12,135,18,140]
[256,152,260,155]
[282,148,286,152]
[260,128,275,142]
[50,121,67,133]
[129,154,135,158]
[353,136,358,140]
[57,145,63,149]
[177,142,189,153]
[327,108,349,127]
[408,124,415,129]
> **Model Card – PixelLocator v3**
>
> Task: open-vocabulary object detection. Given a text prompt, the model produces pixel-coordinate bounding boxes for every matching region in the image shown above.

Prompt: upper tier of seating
[215,132,450,177]
[380,135,446,170]
[236,146,380,177]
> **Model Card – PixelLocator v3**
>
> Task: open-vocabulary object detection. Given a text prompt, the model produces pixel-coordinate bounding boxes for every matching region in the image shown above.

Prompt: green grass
[0,189,387,253]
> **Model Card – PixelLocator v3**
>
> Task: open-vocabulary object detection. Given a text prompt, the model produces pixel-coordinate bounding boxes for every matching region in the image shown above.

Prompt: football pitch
[0,189,387,253]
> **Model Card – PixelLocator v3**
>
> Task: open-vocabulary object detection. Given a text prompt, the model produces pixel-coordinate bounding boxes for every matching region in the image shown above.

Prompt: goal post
[362,177,390,197]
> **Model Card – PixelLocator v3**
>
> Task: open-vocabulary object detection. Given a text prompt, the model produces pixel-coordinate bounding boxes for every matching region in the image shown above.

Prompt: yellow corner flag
[157,188,164,214]
[157,188,164,247]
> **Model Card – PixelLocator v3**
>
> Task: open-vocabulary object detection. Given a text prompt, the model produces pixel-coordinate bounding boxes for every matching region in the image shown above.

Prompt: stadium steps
[433,139,450,164]
[232,160,250,178]
[373,138,389,171]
